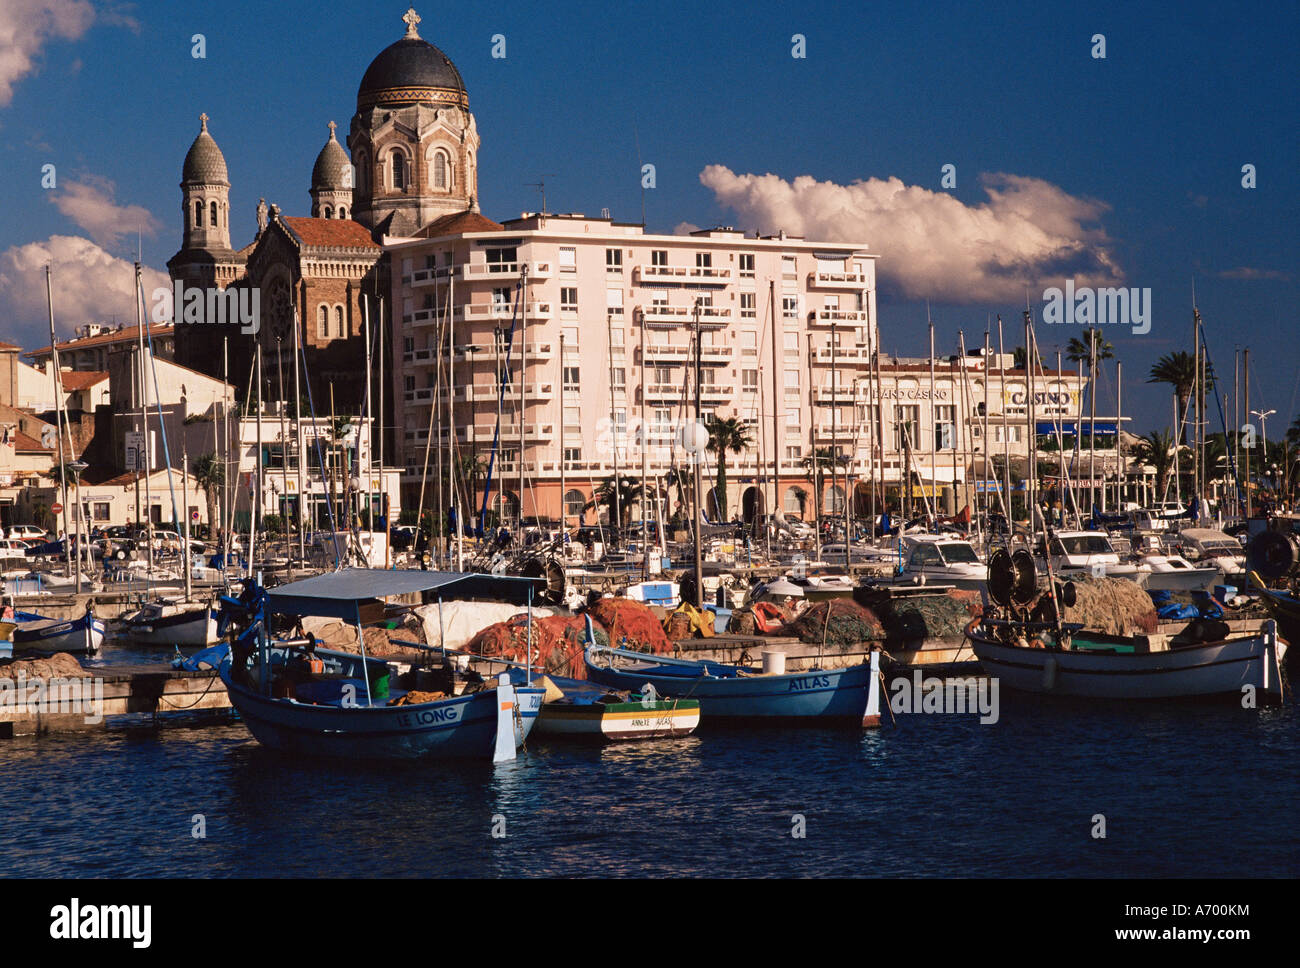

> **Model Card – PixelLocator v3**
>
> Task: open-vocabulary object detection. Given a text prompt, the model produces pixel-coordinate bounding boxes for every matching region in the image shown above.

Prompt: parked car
[5,525,46,542]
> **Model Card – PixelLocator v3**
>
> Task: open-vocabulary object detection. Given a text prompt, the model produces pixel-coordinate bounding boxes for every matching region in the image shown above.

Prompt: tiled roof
[13,431,52,452]
[26,324,174,359]
[414,210,505,238]
[0,341,21,351]
[280,217,380,249]
[60,370,109,391]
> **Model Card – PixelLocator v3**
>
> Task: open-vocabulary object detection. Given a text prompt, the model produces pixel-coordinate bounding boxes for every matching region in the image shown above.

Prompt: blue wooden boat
[209,569,548,761]
[584,635,882,727]
[11,608,105,655]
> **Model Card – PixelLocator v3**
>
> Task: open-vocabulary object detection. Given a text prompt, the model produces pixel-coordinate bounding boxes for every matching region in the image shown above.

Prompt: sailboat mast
[45,266,73,583]
[293,313,305,566]
[768,281,780,546]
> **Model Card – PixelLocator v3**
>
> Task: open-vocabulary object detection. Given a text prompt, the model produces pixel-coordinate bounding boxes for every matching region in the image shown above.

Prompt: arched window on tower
[334,305,345,338]
[317,305,329,339]
[433,151,447,189]
[194,201,204,228]
[392,152,406,191]
[323,206,333,219]
[338,207,347,220]
[210,200,218,227]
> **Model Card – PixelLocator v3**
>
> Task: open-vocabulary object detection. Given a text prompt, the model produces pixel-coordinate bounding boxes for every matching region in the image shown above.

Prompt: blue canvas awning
[265,568,543,623]
[1036,421,1118,435]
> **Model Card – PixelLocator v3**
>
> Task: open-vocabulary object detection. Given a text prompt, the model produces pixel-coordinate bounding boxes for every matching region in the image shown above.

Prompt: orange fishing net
[466,614,610,680]
[586,598,674,654]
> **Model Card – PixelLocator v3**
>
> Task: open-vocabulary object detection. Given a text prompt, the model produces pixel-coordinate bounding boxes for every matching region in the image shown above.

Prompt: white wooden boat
[533,677,699,741]
[120,599,217,646]
[1139,554,1220,592]
[966,616,1286,702]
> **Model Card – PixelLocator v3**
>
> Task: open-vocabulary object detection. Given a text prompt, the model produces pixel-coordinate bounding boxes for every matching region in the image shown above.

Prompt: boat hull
[122,607,217,647]
[967,623,1286,702]
[535,699,700,741]
[220,666,544,760]
[1141,566,1220,593]
[584,655,880,725]
[12,612,105,655]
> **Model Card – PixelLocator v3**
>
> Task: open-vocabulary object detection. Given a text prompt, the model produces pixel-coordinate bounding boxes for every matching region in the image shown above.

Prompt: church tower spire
[310,121,354,219]
[180,113,232,251]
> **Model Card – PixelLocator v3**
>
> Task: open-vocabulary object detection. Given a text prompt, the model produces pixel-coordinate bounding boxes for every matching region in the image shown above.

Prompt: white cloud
[1217,266,1289,282]
[0,0,97,106]
[697,165,1125,303]
[673,221,701,235]
[0,235,167,348]
[49,174,161,248]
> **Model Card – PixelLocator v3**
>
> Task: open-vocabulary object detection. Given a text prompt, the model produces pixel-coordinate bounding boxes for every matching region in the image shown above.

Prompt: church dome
[181,114,229,186]
[311,122,351,190]
[356,9,467,111]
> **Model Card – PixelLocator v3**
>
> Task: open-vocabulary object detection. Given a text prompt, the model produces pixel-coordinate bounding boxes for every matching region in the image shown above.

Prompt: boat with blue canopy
[203,568,548,761]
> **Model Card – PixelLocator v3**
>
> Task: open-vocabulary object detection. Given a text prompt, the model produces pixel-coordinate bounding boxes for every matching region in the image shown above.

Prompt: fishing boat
[584,641,882,726]
[1138,553,1220,592]
[119,598,217,647]
[534,677,700,742]
[210,569,547,761]
[10,608,105,655]
[1247,571,1300,661]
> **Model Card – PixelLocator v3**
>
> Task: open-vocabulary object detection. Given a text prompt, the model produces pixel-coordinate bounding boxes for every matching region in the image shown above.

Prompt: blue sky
[0,0,1295,434]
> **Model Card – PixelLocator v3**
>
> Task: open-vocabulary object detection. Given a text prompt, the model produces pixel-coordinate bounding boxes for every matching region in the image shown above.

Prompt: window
[696,252,711,268]
[935,405,955,450]
[651,250,668,266]
[561,326,579,348]
[894,405,920,450]
[611,367,626,391]
[606,248,623,272]
[563,407,581,431]
[486,247,517,272]
[317,305,329,339]
[784,332,799,358]
[560,287,578,313]
[194,201,203,228]
[823,294,840,311]
[93,502,110,522]
[404,375,415,392]
[739,253,755,277]
[609,327,625,350]
[564,488,585,516]
[334,306,345,338]
[559,246,576,272]
[784,369,800,389]
[424,253,436,270]
[742,370,759,393]
[338,207,346,219]
[606,288,624,316]
[492,287,511,309]
[210,201,218,227]
[741,331,758,357]
[611,409,627,436]
[563,366,580,390]
[782,296,799,320]
[994,425,1023,444]
[433,151,448,189]
[740,292,756,318]
[403,337,414,353]
[392,152,406,190]
[323,205,333,219]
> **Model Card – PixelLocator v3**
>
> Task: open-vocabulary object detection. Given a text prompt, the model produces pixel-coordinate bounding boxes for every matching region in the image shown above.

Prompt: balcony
[406,266,455,287]
[410,423,555,445]
[699,384,735,404]
[459,301,554,322]
[808,270,869,289]
[639,305,691,326]
[403,340,555,366]
[644,383,686,403]
[810,345,873,366]
[641,342,691,365]
[812,385,861,405]
[635,265,733,285]
[459,260,553,280]
[814,422,869,442]
[808,309,870,327]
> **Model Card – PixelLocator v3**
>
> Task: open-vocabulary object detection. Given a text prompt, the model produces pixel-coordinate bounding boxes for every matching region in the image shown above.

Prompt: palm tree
[704,415,753,522]
[1013,345,1042,370]
[788,485,809,519]
[1064,328,1115,368]
[1148,352,1199,444]
[1132,429,1178,500]
[584,474,644,529]
[191,452,225,535]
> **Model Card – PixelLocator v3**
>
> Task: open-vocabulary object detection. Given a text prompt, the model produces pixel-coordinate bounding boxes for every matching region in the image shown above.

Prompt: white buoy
[762,650,787,675]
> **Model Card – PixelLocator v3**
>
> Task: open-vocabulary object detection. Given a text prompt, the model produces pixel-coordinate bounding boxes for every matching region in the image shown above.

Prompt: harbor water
[1,671,1296,877]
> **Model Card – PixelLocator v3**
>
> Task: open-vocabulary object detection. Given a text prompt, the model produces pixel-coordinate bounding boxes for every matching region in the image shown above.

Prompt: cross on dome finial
[327,120,337,139]
[402,7,421,38]
[199,112,209,131]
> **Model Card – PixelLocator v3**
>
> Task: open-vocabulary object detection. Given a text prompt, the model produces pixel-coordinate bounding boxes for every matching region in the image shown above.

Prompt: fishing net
[0,652,90,679]
[1061,574,1158,635]
[586,598,673,654]
[466,614,610,680]
[876,590,981,642]
[787,599,886,648]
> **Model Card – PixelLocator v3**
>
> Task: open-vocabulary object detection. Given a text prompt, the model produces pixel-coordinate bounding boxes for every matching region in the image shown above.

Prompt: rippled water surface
[2,677,1296,878]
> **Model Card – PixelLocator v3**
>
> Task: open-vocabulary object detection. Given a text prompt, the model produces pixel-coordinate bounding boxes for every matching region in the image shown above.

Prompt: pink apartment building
[388,212,877,528]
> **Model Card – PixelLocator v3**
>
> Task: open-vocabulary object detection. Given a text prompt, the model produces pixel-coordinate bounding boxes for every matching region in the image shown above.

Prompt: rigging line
[297,325,340,568]
[138,277,181,531]
[477,277,524,535]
